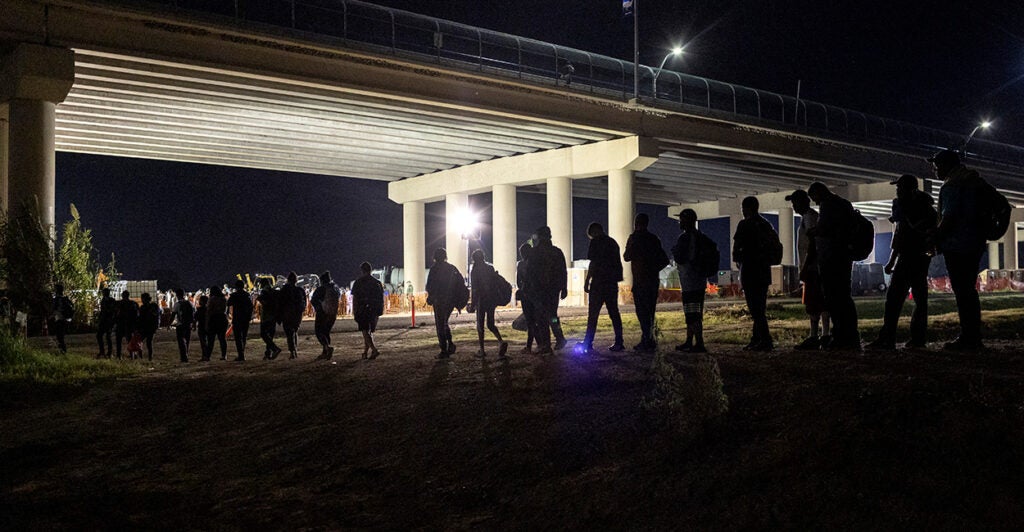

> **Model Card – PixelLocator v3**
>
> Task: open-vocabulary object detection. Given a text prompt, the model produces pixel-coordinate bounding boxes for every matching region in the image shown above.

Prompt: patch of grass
[0,332,139,385]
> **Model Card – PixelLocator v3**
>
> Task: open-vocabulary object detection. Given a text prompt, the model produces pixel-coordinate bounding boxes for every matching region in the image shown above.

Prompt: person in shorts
[352,262,384,359]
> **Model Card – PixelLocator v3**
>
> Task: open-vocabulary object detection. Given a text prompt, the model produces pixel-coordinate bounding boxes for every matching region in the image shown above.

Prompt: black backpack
[450,269,469,311]
[493,271,513,306]
[981,181,1012,241]
[848,209,875,261]
[758,219,784,266]
[696,233,721,278]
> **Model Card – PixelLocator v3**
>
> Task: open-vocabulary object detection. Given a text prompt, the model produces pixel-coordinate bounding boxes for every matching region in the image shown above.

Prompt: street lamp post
[652,47,683,100]
[962,120,992,153]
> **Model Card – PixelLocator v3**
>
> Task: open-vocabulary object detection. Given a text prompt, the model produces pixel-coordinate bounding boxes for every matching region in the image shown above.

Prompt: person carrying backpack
[352,261,385,359]
[807,182,861,350]
[932,149,993,350]
[138,292,160,361]
[468,249,509,359]
[733,197,780,352]
[426,248,464,359]
[672,209,714,354]
[49,284,74,354]
[172,288,194,362]
[624,213,670,352]
[866,174,938,351]
[578,222,625,355]
[311,271,341,360]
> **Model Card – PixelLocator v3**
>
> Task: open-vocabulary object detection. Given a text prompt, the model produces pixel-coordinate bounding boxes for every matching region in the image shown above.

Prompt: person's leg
[284,323,298,358]
[946,251,983,344]
[838,260,859,345]
[441,305,454,352]
[116,328,124,359]
[751,283,771,348]
[605,290,624,348]
[550,296,565,346]
[54,320,67,353]
[145,333,154,360]
[433,306,448,353]
[582,289,603,348]
[96,329,105,357]
[104,329,113,357]
[694,291,706,349]
[368,318,379,355]
[361,329,371,357]
[476,307,486,353]
[522,299,536,352]
[908,255,931,345]
[217,326,228,359]
[176,325,189,361]
[875,263,911,344]
[486,308,502,343]
[742,282,760,347]
[634,287,652,348]
[533,298,553,351]
[233,322,249,359]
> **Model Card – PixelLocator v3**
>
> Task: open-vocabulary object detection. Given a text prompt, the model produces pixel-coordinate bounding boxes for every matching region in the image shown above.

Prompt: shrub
[641,352,729,438]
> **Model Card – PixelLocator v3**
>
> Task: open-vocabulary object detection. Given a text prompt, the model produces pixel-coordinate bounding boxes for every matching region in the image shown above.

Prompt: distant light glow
[980,120,992,129]
[455,208,478,239]
[671,46,684,56]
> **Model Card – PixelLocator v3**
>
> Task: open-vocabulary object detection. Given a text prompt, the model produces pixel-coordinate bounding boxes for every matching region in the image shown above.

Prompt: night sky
[54,1,1024,289]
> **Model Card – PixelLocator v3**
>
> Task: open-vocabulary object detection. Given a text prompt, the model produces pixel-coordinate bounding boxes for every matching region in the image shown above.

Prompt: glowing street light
[455,208,479,240]
[962,120,992,152]
[652,46,684,100]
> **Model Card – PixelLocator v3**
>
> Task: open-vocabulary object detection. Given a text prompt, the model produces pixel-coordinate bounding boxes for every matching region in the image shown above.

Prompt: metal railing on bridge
[124,0,1024,167]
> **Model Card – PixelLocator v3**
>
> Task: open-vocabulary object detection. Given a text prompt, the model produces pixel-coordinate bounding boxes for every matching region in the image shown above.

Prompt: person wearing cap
[785,189,830,350]
[732,196,779,352]
[310,270,341,360]
[866,174,938,351]
[806,182,860,350]
[931,149,988,350]
[671,209,711,353]
[578,222,625,355]
[525,226,568,354]
[624,213,670,352]
[279,271,308,360]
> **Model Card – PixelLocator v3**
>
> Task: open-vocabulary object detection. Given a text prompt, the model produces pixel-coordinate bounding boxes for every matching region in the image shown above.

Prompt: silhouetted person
[96,287,116,358]
[205,285,229,360]
[279,271,307,359]
[560,60,575,86]
[468,249,509,359]
[49,284,74,354]
[138,292,160,361]
[115,290,139,359]
[228,280,254,361]
[867,174,938,350]
[932,149,988,350]
[256,278,282,360]
[311,271,341,360]
[172,287,194,362]
[624,213,669,352]
[579,222,624,354]
[733,196,778,351]
[527,226,568,354]
[807,182,860,350]
[672,209,710,353]
[426,247,463,358]
[786,189,830,349]
[195,295,210,361]
[516,243,538,353]
[352,261,384,359]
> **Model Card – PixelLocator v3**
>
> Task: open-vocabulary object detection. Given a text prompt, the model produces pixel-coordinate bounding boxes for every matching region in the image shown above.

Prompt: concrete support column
[728,214,742,267]
[7,99,56,228]
[445,193,469,275]
[1,44,74,231]
[988,241,1000,270]
[546,176,572,268]
[1002,217,1018,270]
[777,207,795,266]
[402,201,426,294]
[492,184,517,281]
[608,169,635,285]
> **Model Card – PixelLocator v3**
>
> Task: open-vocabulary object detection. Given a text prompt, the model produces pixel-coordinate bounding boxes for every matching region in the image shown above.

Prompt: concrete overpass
[2,0,1023,292]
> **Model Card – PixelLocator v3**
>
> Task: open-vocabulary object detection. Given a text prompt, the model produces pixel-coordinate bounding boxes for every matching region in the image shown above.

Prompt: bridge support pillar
[402,201,426,294]
[492,184,517,285]
[777,207,795,266]
[445,193,470,275]
[0,44,75,232]
[988,241,1000,270]
[1002,213,1018,270]
[608,169,634,286]
[546,177,572,268]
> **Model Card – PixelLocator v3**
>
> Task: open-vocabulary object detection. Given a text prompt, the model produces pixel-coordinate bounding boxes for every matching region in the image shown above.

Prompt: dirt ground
[3,310,1024,530]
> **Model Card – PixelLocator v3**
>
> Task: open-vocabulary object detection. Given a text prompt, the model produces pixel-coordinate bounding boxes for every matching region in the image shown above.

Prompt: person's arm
[622,235,635,262]
[732,222,744,267]
[558,250,568,299]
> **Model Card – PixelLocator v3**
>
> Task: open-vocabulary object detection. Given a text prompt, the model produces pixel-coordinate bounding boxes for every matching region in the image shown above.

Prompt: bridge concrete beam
[669,181,899,220]
[388,136,659,204]
[1,43,74,231]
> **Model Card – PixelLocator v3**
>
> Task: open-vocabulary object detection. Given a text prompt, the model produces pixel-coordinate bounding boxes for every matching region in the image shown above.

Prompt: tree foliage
[53,204,99,326]
[1,200,54,333]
